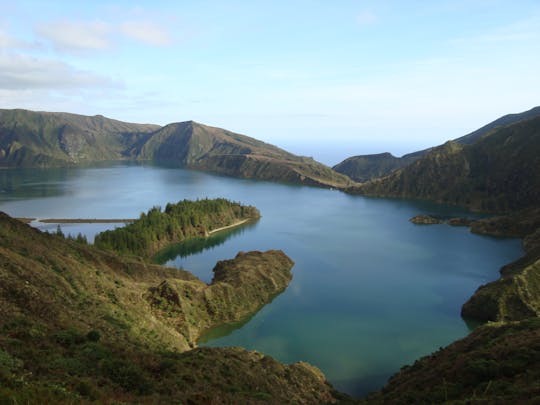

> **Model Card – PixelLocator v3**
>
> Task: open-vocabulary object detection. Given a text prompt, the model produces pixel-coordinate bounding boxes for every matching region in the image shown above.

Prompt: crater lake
[0,162,523,397]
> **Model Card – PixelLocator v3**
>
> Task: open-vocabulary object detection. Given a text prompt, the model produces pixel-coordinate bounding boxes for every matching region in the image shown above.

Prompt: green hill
[0,109,352,188]
[334,106,540,183]
[0,211,346,404]
[0,109,158,166]
[347,115,540,212]
[332,152,418,183]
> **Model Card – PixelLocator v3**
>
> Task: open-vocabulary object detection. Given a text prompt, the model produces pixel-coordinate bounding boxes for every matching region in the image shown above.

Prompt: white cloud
[356,11,377,26]
[0,28,39,50]
[0,53,117,90]
[36,20,112,52]
[34,19,173,52]
[120,21,171,46]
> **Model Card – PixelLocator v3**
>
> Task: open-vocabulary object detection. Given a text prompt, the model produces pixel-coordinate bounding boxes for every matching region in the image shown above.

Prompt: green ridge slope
[347,115,540,212]
[334,106,540,183]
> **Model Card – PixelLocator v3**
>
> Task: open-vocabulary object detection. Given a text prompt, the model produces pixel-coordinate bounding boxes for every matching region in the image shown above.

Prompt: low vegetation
[0,210,346,403]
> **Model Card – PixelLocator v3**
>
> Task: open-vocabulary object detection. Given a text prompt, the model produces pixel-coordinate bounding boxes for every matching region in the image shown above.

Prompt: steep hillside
[0,109,158,166]
[335,106,540,182]
[364,318,540,404]
[347,115,540,212]
[137,121,352,188]
[456,105,540,145]
[0,212,345,403]
[460,208,540,322]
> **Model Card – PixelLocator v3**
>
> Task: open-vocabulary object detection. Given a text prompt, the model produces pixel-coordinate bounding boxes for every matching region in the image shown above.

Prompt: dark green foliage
[85,330,100,342]
[365,318,540,404]
[55,224,64,237]
[94,198,259,258]
[54,328,86,347]
[100,358,153,394]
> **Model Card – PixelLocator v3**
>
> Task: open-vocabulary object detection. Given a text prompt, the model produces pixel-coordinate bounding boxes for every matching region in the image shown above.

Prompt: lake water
[0,162,523,397]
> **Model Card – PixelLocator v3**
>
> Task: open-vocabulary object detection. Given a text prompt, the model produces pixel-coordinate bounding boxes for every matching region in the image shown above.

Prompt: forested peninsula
[94,198,260,259]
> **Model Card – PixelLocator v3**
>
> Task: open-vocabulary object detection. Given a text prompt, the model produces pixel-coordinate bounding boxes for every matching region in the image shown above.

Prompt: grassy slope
[334,106,540,183]
[0,212,344,404]
[348,116,540,212]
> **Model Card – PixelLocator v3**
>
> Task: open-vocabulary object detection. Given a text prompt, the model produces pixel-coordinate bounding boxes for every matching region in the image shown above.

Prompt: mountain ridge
[346,113,540,212]
[0,109,351,188]
[334,106,540,183]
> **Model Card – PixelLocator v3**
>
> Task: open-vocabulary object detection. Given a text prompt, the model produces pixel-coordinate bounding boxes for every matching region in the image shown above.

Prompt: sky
[1,1,539,165]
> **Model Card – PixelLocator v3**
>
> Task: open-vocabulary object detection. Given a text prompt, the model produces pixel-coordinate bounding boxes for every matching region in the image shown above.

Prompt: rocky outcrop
[410,215,443,225]
[409,215,473,226]
[144,250,294,345]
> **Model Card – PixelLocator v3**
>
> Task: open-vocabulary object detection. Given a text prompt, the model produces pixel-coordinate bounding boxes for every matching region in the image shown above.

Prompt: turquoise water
[0,163,523,397]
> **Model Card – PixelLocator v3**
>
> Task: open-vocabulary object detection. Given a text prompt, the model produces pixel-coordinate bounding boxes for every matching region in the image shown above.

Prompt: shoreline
[16,217,135,224]
[207,219,251,236]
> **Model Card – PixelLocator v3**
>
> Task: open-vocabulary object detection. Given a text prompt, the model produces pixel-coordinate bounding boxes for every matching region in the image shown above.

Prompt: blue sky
[1,1,539,164]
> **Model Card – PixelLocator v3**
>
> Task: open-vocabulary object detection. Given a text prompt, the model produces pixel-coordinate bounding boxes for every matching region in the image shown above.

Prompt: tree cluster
[94,198,259,257]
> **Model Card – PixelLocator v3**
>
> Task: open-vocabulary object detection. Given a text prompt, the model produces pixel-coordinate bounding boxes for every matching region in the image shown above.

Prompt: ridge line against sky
[1,0,539,164]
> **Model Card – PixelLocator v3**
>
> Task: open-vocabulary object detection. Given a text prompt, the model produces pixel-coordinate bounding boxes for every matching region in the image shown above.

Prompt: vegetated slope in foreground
[334,106,540,183]
[0,109,352,189]
[347,115,540,212]
[364,318,540,404]
[0,109,158,166]
[94,198,260,259]
[0,212,346,404]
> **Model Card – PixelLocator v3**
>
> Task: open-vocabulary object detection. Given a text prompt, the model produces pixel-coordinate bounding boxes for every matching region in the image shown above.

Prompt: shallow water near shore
[0,162,523,397]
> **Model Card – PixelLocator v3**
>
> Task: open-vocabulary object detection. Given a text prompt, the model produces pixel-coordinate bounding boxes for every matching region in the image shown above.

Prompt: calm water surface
[0,163,523,397]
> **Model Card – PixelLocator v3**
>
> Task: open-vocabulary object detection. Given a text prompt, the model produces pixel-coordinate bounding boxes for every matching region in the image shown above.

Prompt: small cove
[0,162,523,397]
